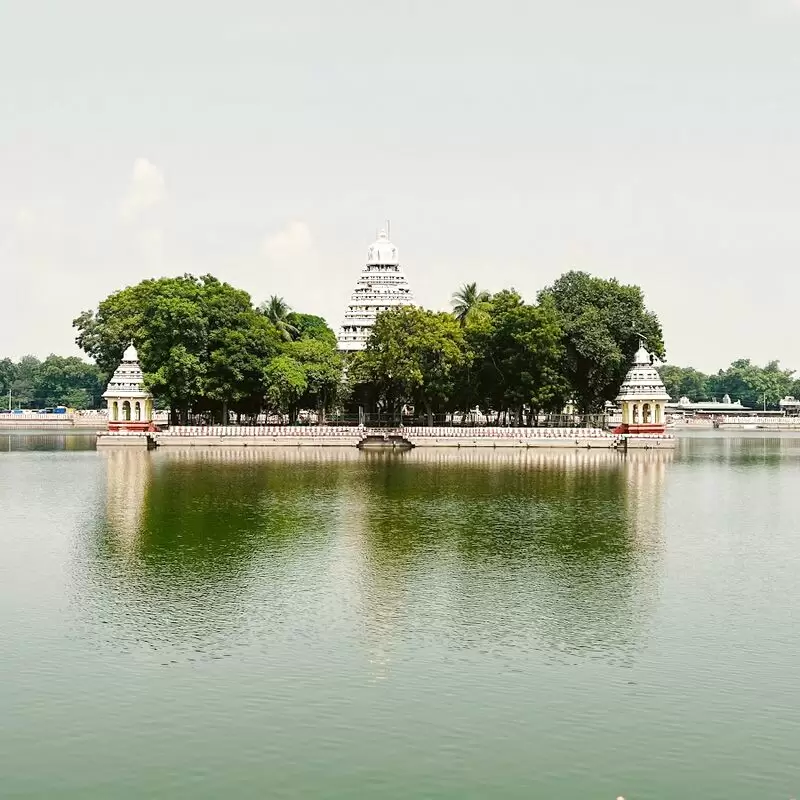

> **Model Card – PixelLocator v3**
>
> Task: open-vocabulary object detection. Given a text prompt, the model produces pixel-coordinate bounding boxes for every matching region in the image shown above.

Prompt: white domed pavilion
[615,343,671,434]
[336,228,415,351]
[102,344,154,432]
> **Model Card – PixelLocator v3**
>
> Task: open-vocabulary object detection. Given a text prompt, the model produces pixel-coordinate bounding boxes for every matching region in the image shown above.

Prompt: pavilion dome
[366,230,399,266]
[103,344,150,399]
[633,344,651,365]
[616,345,671,403]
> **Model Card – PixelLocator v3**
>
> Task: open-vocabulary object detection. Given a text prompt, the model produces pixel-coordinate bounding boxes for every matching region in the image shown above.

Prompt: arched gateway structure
[615,343,671,435]
[103,344,154,432]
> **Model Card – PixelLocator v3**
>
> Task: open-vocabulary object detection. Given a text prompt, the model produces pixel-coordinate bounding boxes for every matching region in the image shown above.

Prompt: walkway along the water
[97,425,675,450]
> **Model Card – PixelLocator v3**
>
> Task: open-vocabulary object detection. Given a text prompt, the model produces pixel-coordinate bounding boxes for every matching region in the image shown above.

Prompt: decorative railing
[716,416,800,425]
[157,425,622,439]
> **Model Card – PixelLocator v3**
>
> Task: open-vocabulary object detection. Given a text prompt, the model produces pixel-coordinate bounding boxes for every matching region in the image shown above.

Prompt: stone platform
[97,426,675,450]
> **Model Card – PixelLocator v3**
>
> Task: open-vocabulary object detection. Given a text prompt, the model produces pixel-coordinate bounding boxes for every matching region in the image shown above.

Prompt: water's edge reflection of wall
[94,447,672,666]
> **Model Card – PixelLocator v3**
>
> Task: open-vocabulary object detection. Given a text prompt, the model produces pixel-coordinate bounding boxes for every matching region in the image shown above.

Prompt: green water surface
[1,433,798,798]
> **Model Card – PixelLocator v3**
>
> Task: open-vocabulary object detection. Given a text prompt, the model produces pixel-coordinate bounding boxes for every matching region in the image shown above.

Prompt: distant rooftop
[667,395,752,412]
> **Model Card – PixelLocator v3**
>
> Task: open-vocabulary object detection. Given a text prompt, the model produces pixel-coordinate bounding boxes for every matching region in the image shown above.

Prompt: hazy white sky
[2,0,799,371]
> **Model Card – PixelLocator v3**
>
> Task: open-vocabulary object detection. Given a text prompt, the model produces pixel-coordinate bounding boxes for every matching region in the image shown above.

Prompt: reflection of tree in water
[88,448,349,656]
[86,446,670,665]
[0,432,97,452]
[351,449,671,665]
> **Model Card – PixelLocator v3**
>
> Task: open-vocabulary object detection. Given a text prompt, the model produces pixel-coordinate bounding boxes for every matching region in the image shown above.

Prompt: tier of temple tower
[336,228,414,351]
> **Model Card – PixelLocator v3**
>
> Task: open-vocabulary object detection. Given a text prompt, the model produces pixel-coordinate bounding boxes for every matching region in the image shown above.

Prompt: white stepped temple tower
[336,228,415,351]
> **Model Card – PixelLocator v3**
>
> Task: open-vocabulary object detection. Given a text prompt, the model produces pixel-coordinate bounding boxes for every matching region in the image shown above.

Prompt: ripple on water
[0,443,799,798]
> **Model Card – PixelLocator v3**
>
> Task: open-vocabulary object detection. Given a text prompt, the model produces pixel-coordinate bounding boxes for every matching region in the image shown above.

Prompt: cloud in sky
[120,158,167,222]
[256,221,337,319]
[14,207,35,233]
[261,221,314,264]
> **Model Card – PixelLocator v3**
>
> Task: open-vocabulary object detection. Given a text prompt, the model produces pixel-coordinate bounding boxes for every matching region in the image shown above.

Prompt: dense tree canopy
[286,313,337,347]
[0,355,104,409]
[68,269,672,424]
[455,290,566,423]
[8,266,795,424]
[358,306,467,425]
[73,275,341,423]
[538,271,664,412]
[659,360,797,409]
[353,278,639,424]
[0,358,16,401]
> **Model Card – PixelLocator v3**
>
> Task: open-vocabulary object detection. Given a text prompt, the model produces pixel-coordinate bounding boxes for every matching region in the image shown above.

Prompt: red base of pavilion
[108,421,156,433]
[614,423,666,435]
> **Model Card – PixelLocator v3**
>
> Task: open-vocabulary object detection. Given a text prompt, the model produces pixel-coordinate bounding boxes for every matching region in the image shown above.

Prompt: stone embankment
[0,412,107,429]
[97,425,675,450]
[713,416,800,431]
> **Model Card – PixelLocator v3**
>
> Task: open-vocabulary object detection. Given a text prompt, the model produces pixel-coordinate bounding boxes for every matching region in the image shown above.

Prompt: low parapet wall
[97,432,151,448]
[96,425,676,450]
[0,413,107,429]
[714,417,800,430]
[155,434,364,448]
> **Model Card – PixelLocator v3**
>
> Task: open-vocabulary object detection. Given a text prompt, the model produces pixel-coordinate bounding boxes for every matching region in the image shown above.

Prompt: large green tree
[658,365,710,402]
[286,338,344,423]
[707,359,794,409]
[34,355,105,409]
[0,355,103,409]
[456,291,566,423]
[10,355,42,409]
[0,358,16,407]
[538,271,664,413]
[264,355,308,421]
[286,312,337,347]
[74,275,283,422]
[362,306,467,425]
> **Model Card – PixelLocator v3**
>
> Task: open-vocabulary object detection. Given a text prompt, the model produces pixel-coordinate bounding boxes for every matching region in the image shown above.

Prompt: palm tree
[451,282,490,325]
[260,295,299,341]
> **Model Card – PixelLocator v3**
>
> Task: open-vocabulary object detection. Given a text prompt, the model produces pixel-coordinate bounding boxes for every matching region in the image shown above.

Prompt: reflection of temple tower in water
[103,449,152,552]
[328,478,403,682]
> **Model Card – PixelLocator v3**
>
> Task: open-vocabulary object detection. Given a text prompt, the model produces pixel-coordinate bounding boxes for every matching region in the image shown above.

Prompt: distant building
[668,395,747,413]
[664,395,767,417]
[336,228,414,352]
[779,396,800,416]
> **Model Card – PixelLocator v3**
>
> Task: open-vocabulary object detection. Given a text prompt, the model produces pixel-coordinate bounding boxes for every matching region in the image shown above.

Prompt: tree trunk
[222,401,228,425]
[425,400,433,427]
